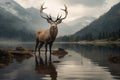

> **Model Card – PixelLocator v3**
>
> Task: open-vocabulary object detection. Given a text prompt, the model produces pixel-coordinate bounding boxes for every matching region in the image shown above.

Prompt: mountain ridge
[57,2,120,41]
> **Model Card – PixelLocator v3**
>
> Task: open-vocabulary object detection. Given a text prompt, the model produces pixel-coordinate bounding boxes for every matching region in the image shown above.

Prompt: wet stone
[108,55,120,64]
[52,48,68,59]
[16,47,25,51]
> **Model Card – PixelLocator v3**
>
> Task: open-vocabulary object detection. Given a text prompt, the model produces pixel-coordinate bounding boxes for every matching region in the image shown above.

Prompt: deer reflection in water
[35,55,57,80]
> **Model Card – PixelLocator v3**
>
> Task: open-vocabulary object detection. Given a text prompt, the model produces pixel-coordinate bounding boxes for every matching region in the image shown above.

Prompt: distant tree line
[56,29,120,42]
[0,28,35,41]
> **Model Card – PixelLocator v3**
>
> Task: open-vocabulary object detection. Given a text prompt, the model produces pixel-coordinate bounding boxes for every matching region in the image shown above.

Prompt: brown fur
[36,26,58,43]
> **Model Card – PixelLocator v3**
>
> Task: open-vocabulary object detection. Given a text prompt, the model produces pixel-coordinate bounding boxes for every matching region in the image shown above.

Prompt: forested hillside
[0,6,34,41]
[57,2,120,42]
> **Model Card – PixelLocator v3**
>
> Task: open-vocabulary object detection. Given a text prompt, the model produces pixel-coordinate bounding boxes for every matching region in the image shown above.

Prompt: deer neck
[49,26,58,41]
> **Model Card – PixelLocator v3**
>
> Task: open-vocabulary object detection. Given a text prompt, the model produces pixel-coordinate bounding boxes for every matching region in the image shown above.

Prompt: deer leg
[49,42,53,61]
[45,44,48,59]
[38,42,44,56]
[35,40,39,55]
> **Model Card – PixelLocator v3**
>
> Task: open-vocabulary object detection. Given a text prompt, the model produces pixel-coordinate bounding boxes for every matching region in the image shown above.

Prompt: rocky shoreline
[0,47,68,68]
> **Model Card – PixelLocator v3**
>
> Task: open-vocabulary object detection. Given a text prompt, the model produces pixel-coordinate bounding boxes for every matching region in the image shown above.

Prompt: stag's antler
[55,5,68,22]
[40,3,47,19]
[40,3,53,22]
[61,5,68,20]
[40,3,68,23]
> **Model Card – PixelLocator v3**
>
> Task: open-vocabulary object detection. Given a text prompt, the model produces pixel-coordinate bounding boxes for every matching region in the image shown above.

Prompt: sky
[14,0,120,23]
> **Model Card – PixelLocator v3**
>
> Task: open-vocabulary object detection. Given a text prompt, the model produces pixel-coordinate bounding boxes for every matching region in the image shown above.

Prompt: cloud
[14,0,120,23]
[14,0,42,8]
[14,0,65,17]
[13,0,120,36]
[65,0,106,7]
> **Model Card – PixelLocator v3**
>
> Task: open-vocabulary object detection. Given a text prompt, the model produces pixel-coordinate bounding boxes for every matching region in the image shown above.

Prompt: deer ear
[57,20,62,24]
[47,19,53,23]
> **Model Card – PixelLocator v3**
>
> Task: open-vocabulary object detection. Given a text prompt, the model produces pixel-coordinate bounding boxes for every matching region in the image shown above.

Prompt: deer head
[40,3,68,28]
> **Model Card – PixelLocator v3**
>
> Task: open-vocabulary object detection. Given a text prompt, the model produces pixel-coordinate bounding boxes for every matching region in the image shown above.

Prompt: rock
[13,53,33,63]
[52,48,68,59]
[68,55,72,57]
[108,55,120,63]
[53,61,60,63]
[58,48,65,51]
[0,49,11,59]
[8,47,34,55]
[16,47,25,51]
[0,49,13,69]
[0,47,34,68]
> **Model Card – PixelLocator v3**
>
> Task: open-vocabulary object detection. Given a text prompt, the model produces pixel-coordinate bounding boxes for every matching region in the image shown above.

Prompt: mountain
[0,0,51,41]
[26,7,49,30]
[0,0,35,41]
[58,16,96,37]
[0,7,34,41]
[57,2,120,41]
[0,0,30,22]
[67,17,96,34]
[0,0,49,30]
[68,16,96,27]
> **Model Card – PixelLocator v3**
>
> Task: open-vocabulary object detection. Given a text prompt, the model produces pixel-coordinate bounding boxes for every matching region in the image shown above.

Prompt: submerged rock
[0,49,12,59]
[0,47,33,65]
[0,49,13,68]
[52,48,68,59]
[16,47,25,51]
[8,47,33,63]
[53,60,61,63]
[58,48,65,51]
[8,47,34,55]
[109,55,120,64]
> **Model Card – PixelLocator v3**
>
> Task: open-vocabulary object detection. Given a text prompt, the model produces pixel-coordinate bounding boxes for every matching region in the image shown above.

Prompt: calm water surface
[0,42,120,80]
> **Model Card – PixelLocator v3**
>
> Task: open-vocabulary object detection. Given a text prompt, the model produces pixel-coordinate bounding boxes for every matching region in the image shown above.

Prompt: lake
[0,42,120,80]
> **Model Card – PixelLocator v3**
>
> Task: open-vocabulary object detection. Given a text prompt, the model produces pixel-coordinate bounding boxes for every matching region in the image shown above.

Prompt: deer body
[36,26,58,43]
[35,4,68,60]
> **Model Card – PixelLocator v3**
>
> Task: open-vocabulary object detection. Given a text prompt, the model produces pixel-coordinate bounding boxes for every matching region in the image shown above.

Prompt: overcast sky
[14,0,120,23]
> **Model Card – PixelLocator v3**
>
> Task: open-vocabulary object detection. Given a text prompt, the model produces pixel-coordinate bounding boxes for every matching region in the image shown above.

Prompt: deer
[35,3,68,60]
